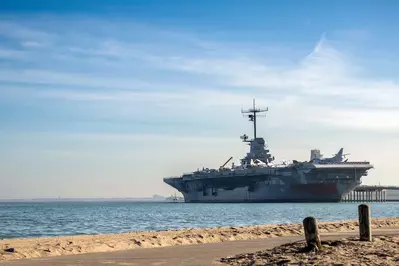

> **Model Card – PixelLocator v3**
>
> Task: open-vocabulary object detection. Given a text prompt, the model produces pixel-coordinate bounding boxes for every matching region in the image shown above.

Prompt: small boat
[166,193,183,203]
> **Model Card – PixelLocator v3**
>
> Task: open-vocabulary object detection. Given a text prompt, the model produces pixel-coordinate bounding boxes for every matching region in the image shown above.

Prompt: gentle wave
[1,201,398,239]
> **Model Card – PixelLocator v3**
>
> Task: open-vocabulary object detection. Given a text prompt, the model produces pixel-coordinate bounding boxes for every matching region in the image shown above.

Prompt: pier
[342,185,399,202]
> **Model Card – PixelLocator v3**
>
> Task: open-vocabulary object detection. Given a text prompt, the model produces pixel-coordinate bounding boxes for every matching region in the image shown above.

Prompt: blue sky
[1,1,399,198]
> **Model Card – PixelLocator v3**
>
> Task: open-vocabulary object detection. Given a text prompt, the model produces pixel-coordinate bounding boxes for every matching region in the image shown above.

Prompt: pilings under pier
[342,188,387,202]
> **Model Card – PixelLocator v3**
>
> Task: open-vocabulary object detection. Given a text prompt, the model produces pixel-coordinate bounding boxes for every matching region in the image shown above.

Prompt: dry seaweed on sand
[220,236,399,266]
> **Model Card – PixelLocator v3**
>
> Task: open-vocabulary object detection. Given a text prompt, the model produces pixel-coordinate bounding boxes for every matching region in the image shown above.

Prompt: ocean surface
[1,201,398,239]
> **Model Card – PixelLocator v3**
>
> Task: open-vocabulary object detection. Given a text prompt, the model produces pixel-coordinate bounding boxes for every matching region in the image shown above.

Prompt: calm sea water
[0,201,398,239]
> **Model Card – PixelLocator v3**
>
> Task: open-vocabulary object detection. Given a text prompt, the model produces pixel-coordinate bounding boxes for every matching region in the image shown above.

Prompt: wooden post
[303,216,322,251]
[358,204,372,241]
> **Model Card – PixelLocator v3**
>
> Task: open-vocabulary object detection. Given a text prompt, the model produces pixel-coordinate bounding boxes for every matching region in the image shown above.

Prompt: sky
[1,0,399,199]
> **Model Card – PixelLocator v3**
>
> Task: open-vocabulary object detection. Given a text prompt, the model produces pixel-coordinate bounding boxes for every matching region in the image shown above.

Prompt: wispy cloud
[0,48,25,59]
[0,17,398,136]
[0,21,56,44]
[21,41,47,48]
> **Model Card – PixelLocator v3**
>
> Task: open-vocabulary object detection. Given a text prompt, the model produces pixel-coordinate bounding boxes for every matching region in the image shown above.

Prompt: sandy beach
[220,235,399,265]
[1,217,399,261]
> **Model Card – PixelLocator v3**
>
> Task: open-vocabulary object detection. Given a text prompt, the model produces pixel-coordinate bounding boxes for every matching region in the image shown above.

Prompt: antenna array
[241,99,268,139]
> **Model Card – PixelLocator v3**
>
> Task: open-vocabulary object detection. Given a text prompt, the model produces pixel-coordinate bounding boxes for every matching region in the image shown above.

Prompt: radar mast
[241,99,268,139]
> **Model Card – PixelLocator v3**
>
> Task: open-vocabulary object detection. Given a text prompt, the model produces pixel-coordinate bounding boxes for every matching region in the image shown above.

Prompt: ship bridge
[240,100,275,167]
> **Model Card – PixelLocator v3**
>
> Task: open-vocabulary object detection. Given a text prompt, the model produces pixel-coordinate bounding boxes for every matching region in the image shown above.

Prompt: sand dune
[1,217,398,261]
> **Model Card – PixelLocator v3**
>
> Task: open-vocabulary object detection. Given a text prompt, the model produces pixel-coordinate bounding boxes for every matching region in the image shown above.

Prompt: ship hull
[164,166,369,203]
[180,182,358,203]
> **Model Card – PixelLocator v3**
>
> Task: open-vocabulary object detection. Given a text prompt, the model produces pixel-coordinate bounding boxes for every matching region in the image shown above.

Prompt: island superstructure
[163,100,373,203]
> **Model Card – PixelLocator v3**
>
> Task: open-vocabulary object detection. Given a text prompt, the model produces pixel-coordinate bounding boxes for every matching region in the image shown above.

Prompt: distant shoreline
[0,198,170,202]
[2,199,399,203]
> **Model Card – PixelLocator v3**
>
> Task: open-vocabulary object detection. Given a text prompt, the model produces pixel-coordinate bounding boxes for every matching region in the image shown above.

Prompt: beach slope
[1,217,399,261]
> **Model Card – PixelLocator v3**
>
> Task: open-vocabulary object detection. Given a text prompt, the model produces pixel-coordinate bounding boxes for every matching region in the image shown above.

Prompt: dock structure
[342,185,399,202]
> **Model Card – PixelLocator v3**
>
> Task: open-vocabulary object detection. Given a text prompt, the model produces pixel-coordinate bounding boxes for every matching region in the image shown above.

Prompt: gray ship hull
[164,165,369,203]
[180,182,358,203]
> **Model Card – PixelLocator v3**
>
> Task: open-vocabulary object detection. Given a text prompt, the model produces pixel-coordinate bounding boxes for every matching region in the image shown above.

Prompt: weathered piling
[303,216,322,251]
[342,188,388,202]
[358,204,372,241]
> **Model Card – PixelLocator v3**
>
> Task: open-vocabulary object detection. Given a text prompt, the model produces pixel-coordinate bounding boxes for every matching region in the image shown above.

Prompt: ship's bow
[163,177,185,192]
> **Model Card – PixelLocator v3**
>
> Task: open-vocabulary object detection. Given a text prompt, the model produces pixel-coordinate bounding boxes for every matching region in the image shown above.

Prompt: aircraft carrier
[163,100,374,203]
